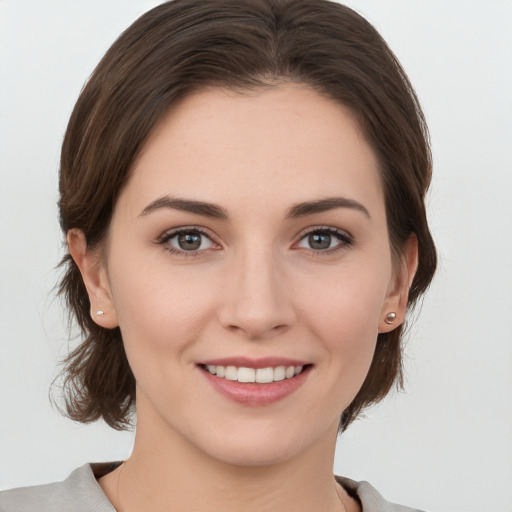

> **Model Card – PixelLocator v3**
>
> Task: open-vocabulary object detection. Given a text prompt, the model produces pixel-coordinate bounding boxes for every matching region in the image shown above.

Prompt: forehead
[122,84,384,219]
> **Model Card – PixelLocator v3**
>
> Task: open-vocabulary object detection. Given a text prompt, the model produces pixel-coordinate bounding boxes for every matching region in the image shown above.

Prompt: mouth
[197,360,312,406]
[200,363,309,383]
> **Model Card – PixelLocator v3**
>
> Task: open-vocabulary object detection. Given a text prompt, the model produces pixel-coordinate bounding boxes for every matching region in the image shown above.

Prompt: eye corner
[293,226,353,254]
[157,226,221,257]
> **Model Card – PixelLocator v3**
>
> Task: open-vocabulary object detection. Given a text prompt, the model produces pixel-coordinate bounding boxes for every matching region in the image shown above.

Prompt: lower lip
[200,366,311,406]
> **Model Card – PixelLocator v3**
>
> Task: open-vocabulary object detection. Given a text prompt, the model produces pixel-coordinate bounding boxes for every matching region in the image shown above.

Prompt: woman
[0,1,436,511]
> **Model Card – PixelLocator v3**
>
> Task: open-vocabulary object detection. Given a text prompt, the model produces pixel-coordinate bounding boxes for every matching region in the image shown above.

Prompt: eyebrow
[285,197,371,219]
[139,196,230,220]
[139,195,370,221]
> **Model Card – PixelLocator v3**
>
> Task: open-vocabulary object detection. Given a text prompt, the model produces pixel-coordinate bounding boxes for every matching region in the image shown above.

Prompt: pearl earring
[96,310,104,316]
[385,312,396,324]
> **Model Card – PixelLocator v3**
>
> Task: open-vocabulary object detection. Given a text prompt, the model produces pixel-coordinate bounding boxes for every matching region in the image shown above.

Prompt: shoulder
[0,463,117,512]
[1,467,425,512]
[336,476,426,512]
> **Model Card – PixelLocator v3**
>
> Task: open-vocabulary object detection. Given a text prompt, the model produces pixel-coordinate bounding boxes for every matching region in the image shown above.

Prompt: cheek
[298,258,390,335]
[107,250,220,364]
[294,258,391,380]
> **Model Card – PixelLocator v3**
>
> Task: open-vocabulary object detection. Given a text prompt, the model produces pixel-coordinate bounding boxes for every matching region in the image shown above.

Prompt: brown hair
[56,0,437,431]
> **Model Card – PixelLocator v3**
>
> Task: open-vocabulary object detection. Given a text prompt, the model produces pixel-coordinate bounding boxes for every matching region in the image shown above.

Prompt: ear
[67,229,119,329]
[378,234,418,333]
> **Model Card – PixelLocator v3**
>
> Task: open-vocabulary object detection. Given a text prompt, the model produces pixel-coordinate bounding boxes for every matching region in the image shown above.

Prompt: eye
[296,228,352,252]
[160,228,216,254]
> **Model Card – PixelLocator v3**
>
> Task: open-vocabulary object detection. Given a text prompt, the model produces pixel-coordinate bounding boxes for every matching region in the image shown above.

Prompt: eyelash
[157,226,353,257]
[158,226,218,257]
[294,227,353,255]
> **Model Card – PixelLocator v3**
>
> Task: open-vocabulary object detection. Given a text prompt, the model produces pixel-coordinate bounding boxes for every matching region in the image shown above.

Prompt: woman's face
[80,84,411,466]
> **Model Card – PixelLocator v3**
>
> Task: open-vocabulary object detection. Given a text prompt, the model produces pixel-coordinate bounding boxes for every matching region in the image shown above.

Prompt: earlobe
[66,229,119,328]
[379,235,419,333]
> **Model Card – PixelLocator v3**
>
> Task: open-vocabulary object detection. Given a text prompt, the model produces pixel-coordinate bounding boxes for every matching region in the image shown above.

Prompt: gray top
[0,463,425,512]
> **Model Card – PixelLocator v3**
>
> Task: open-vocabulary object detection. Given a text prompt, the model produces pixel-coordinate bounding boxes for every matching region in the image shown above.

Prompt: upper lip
[199,357,310,368]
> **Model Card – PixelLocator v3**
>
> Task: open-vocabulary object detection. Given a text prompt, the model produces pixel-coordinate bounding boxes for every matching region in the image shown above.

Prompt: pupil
[178,232,201,250]
[309,233,331,250]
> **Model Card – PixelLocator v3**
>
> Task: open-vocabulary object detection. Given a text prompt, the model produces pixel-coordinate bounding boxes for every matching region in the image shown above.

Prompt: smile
[203,364,304,383]
[198,358,312,405]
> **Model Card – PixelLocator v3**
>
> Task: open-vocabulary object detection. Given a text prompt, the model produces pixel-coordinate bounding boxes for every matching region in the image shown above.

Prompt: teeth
[237,367,255,383]
[255,367,273,383]
[273,366,286,381]
[206,364,304,383]
[225,366,237,381]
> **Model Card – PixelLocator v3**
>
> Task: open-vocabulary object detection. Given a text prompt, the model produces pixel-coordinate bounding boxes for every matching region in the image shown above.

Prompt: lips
[198,358,312,406]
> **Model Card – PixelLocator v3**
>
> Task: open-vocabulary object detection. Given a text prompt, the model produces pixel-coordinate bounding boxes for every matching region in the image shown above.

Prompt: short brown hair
[56,0,436,431]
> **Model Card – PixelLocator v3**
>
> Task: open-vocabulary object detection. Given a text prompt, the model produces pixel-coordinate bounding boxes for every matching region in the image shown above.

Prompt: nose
[217,246,296,340]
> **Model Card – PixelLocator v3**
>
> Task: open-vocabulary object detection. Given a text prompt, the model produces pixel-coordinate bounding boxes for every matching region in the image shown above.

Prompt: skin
[69,84,417,512]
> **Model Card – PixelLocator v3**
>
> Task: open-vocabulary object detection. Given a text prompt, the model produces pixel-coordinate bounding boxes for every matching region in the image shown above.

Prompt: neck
[104,401,353,512]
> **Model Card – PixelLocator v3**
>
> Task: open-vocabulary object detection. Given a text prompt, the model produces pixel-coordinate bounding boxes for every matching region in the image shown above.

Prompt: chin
[186,415,336,468]
[205,438,302,468]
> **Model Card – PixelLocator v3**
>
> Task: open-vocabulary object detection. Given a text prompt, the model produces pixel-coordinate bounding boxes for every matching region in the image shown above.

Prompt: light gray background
[1,1,511,511]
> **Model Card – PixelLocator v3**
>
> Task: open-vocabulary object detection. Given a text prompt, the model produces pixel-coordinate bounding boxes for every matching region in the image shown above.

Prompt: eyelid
[293,226,353,252]
[157,225,210,242]
[157,225,221,255]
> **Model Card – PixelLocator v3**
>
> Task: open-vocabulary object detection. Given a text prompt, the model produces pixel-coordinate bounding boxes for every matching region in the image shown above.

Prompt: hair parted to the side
[55,0,436,432]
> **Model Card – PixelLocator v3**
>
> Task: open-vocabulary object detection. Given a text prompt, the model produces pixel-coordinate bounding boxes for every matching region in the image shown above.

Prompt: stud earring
[96,310,104,316]
[385,312,396,324]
